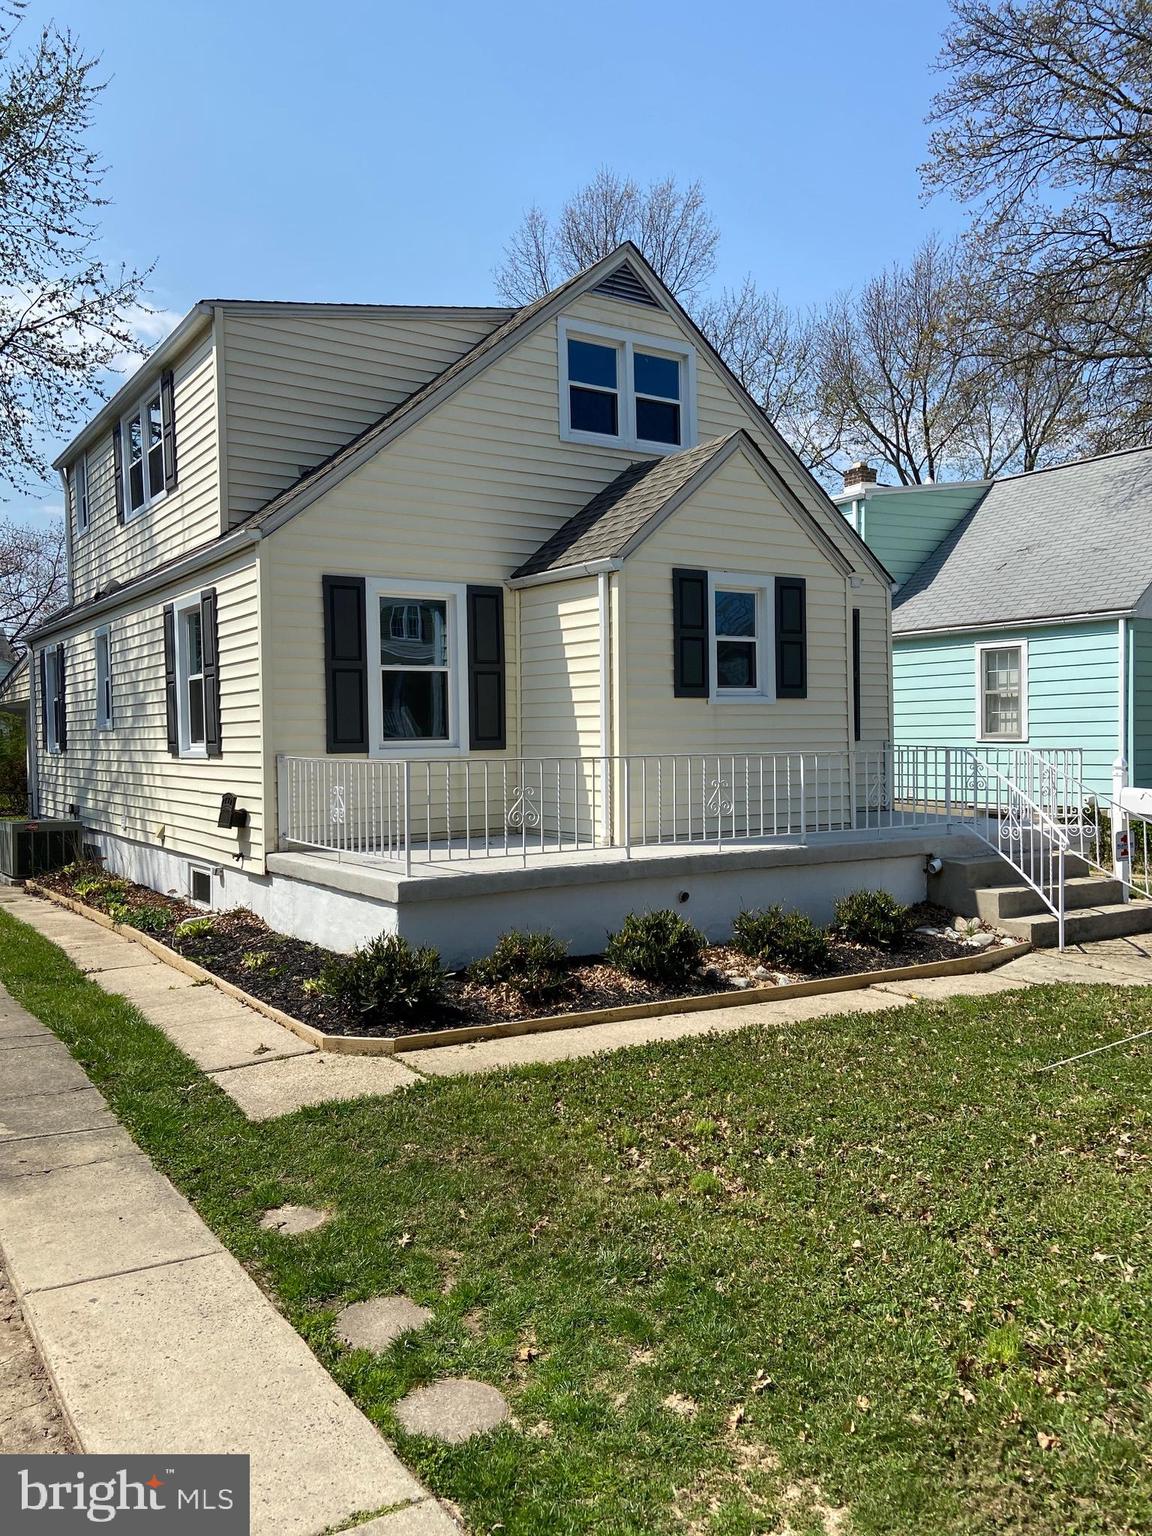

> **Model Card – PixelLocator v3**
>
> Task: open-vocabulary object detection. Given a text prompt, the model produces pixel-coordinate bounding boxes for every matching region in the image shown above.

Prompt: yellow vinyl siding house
[28,245,928,964]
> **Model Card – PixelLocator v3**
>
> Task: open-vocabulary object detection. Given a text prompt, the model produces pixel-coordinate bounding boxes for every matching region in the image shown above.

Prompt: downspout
[27,651,39,819]
[1118,616,1130,774]
[598,571,612,844]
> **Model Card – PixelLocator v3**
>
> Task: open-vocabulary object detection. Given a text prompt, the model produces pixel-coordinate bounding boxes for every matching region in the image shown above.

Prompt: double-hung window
[42,648,63,753]
[978,642,1027,740]
[95,627,113,729]
[122,388,167,517]
[73,454,89,535]
[714,587,760,692]
[366,580,468,750]
[559,318,694,452]
[176,600,206,754]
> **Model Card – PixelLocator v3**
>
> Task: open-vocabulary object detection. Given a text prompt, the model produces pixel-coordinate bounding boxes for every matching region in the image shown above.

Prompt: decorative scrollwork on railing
[506,784,541,830]
[866,761,886,810]
[706,777,733,817]
[330,783,346,825]
[968,761,989,794]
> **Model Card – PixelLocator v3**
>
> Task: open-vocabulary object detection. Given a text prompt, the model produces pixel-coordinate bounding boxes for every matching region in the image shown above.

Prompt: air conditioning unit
[0,819,83,881]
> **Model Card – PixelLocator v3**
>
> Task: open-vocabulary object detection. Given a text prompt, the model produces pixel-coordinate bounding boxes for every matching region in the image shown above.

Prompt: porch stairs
[930,851,1152,948]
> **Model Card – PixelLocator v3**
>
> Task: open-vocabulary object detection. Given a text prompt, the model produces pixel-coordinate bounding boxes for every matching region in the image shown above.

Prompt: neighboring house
[27,244,909,963]
[836,450,1152,798]
[0,631,15,687]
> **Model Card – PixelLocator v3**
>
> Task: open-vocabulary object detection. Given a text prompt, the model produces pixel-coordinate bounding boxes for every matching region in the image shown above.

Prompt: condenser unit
[0,819,82,881]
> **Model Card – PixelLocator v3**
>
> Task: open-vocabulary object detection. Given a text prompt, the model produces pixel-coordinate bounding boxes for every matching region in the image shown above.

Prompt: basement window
[188,865,213,907]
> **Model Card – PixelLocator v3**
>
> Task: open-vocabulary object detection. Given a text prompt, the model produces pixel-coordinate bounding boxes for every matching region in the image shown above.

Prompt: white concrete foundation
[81,827,977,968]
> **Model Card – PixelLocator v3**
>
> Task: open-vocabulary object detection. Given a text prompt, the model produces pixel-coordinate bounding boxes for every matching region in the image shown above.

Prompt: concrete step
[998,901,1152,947]
[931,851,1092,916]
[977,875,1126,921]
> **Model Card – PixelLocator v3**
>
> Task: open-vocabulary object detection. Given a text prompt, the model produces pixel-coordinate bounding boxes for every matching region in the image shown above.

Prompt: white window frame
[366,577,470,756]
[94,625,114,730]
[187,862,215,909]
[173,594,208,759]
[976,639,1029,742]
[558,316,696,455]
[707,571,776,703]
[42,648,63,754]
[74,452,90,535]
[120,386,168,521]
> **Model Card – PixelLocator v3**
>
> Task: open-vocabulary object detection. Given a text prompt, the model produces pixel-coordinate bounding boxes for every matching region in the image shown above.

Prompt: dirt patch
[0,1263,74,1454]
[33,866,1010,1041]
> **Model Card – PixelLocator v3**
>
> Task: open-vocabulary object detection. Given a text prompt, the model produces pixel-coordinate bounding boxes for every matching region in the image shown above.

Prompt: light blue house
[835,448,1152,796]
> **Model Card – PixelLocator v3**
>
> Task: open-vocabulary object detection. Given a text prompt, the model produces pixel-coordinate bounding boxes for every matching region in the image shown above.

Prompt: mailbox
[1118,786,1152,818]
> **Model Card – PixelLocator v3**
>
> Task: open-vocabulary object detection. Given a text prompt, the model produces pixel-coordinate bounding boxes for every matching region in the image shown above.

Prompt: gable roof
[893,446,1152,633]
[512,430,854,579]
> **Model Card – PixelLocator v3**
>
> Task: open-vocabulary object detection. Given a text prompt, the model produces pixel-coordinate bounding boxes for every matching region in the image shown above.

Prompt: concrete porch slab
[24,1252,428,1535]
[0,1151,221,1294]
[209,1052,420,1121]
[0,1088,118,1142]
[0,1126,140,1180]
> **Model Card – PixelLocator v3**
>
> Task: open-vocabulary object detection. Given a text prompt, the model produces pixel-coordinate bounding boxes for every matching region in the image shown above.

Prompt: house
[25,243,936,965]
[836,450,1152,798]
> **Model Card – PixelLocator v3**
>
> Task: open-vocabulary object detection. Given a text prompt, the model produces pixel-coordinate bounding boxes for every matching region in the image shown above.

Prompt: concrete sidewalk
[0,982,458,1536]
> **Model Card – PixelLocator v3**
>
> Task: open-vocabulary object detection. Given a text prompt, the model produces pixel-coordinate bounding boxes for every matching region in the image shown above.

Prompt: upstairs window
[559,318,694,453]
[95,627,114,729]
[123,388,166,515]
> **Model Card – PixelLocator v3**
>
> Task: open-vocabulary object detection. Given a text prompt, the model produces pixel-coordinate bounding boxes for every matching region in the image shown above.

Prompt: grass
[1,907,1151,1535]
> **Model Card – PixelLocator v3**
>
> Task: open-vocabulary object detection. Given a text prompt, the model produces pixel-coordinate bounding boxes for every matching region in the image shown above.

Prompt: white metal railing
[275,747,1079,941]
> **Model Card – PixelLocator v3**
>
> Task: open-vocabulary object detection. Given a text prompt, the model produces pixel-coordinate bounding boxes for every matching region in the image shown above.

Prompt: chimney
[843,461,878,492]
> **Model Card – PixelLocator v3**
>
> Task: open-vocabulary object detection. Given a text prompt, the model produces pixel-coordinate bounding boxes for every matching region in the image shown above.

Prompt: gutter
[895,607,1135,640]
[27,526,264,643]
[51,304,214,470]
[507,558,623,590]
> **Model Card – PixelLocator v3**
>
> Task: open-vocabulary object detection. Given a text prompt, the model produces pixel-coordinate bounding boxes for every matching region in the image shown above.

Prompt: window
[177,600,206,754]
[42,648,63,753]
[73,454,89,534]
[121,388,167,516]
[978,642,1027,740]
[95,628,113,729]
[714,588,759,691]
[364,580,467,751]
[188,865,213,907]
[559,318,694,452]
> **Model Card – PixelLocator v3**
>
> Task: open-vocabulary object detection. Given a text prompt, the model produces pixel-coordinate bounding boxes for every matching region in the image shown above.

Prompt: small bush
[300,977,326,998]
[126,904,176,935]
[322,933,447,1025]
[731,906,831,972]
[240,950,273,971]
[604,909,705,988]
[175,916,215,940]
[470,930,569,999]
[834,889,913,949]
[104,899,132,926]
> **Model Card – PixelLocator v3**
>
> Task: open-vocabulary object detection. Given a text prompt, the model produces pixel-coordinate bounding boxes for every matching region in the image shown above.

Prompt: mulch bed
[32,864,1010,1040]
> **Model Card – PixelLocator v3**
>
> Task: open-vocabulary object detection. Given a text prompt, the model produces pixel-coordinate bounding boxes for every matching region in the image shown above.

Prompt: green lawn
[2,908,1150,1536]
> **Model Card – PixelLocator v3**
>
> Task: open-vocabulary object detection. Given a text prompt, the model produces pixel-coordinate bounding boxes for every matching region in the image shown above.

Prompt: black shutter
[323,576,368,752]
[161,369,178,491]
[201,588,221,758]
[467,585,506,750]
[163,605,179,755]
[672,568,709,698]
[55,642,66,752]
[112,420,125,524]
[851,608,861,741]
[775,577,808,699]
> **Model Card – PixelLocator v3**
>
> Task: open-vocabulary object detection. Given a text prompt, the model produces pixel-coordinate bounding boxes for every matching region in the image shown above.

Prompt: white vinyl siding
[218,307,509,521]
[69,330,220,605]
[36,557,265,870]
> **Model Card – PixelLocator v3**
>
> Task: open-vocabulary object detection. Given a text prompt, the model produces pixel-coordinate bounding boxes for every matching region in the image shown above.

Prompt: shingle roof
[512,435,739,578]
[893,447,1152,632]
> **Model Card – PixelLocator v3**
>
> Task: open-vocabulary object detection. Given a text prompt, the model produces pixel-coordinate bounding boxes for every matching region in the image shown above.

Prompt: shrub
[175,916,215,940]
[126,904,176,935]
[604,909,705,988]
[834,889,913,949]
[731,906,831,973]
[322,933,447,1025]
[470,930,569,999]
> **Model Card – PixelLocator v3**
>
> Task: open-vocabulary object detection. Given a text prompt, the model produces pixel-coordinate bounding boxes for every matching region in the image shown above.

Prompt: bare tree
[0,3,149,493]
[0,515,67,647]
[496,169,719,304]
[697,278,839,474]
[924,0,1152,431]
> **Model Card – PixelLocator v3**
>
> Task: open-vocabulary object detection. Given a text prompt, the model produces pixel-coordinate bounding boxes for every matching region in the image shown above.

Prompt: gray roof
[893,447,1152,632]
[512,435,738,577]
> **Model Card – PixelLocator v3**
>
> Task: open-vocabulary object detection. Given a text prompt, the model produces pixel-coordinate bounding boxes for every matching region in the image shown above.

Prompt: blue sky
[11,0,961,522]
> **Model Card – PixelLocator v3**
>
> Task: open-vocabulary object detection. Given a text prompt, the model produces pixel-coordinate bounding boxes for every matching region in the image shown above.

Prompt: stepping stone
[336,1296,432,1352]
[394,1379,510,1443]
[259,1204,330,1235]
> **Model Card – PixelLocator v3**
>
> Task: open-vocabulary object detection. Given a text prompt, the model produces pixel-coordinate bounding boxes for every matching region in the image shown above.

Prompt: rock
[394,1379,510,1443]
[259,1204,331,1235]
[915,925,945,937]
[727,975,752,989]
[968,932,996,950]
[952,915,974,934]
[751,966,772,981]
[335,1296,432,1352]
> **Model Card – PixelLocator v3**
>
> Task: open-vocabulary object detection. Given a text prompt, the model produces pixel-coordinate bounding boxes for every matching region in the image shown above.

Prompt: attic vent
[593,262,660,307]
